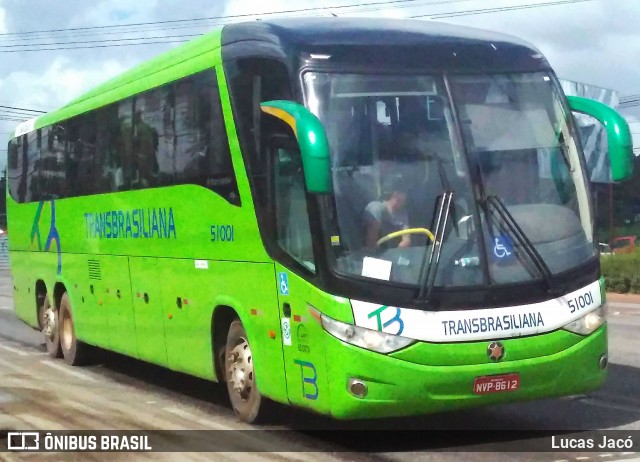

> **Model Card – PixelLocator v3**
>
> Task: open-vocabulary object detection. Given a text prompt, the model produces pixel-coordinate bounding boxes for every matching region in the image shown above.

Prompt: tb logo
[293,360,318,400]
[367,305,404,336]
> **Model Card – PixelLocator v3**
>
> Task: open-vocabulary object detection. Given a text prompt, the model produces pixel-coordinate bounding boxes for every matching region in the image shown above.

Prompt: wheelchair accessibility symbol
[493,235,514,260]
[278,272,289,295]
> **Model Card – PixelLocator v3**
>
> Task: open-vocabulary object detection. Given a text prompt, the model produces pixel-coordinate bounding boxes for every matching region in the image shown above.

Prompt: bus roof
[11,17,548,139]
[222,17,541,52]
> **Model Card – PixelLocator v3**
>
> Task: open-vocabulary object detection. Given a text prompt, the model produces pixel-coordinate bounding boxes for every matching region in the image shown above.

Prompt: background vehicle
[611,236,638,255]
[5,18,633,424]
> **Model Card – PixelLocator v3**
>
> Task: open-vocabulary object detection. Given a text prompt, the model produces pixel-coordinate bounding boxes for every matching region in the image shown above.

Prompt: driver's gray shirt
[364,201,409,238]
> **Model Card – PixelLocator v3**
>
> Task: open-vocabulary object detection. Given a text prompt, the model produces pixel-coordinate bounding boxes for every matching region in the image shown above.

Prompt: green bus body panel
[6,185,268,261]
[391,329,585,366]
[322,324,607,419]
[567,95,634,182]
[130,257,167,364]
[273,264,354,413]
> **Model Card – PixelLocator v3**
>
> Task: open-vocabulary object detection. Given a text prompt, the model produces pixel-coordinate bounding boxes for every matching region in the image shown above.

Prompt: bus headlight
[562,304,607,335]
[319,313,415,354]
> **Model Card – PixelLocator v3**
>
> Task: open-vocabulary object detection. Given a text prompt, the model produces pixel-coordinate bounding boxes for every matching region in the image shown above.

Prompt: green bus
[5,18,633,424]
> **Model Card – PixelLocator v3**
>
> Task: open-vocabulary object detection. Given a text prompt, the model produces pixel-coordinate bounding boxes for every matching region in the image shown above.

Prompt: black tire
[39,292,62,358]
[224,319,278,424]
[59,292,93,366]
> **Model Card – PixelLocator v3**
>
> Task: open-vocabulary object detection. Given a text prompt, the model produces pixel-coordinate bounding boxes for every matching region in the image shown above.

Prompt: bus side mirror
[567,96,633,182]
[261,100,332,194]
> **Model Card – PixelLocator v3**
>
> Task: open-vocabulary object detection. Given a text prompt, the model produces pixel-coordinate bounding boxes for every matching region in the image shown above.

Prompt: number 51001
[210,224,234,242]
[568,291,594,313]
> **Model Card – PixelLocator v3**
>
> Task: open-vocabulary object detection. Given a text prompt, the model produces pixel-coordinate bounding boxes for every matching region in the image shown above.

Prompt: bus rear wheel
[39,292,61,358]
[224,319,277,424]
[59,292,92,366]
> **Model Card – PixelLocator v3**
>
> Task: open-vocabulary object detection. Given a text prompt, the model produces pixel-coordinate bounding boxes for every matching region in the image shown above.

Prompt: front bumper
[322,324,607,419]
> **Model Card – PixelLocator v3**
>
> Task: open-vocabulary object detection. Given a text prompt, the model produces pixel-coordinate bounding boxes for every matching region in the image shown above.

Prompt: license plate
[473,373,520,395]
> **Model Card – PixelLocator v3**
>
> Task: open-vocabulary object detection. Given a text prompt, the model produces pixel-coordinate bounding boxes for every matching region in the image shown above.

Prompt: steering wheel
[376,228,435,247]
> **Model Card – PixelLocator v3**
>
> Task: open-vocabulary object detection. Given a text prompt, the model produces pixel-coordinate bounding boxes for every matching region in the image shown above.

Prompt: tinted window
[274,147,315,272]
[173,71,238,204]
[7,68,239,205]
[224,58,293,226]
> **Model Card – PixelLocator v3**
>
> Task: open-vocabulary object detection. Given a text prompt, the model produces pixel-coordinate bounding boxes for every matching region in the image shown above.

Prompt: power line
[0,0,598,53]
[0,0,593,53]
[0,0,451,37]
[411,0,593,18]
[0,33,202,49]
[0,110,42,119]
[0,105,46,114]
[0,39,191,53]
[0,0,480,42]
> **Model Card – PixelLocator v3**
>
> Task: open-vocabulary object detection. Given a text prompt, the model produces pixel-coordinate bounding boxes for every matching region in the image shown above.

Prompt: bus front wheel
[39,292,61,358]
[59,292,92,366]
[225,319,277,424]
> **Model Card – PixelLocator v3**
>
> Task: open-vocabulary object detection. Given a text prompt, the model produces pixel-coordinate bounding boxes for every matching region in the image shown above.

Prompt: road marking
[599,455,614,458]
[0,305,12,311]
[580,397,640,413]
[162,406,233,430]
[0,343,28,356]
[608,302,640,309]
[0,355,39,382]
[15,412,66,431]
[40,360,97,382]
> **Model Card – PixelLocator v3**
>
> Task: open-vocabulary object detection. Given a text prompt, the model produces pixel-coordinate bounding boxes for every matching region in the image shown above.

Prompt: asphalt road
[0,269,639,461]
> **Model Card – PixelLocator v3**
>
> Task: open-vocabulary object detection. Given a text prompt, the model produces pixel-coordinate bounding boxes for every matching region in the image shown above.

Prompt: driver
[364,174,411,249]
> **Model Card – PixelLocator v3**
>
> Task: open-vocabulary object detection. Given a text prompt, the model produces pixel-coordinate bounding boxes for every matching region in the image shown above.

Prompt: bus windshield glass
[304,71,595,289]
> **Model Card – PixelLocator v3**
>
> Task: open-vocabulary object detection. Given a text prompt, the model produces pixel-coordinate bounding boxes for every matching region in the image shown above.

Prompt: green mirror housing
[567,95,634,182]
[261,100,332,193]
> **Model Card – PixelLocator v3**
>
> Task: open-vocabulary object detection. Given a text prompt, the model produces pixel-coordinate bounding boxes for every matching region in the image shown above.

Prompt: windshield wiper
[485,195,557,293]
[417,191,454,302]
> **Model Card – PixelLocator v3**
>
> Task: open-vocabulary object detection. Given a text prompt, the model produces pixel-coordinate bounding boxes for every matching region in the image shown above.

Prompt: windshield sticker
[361,256,392,281]
[350,280,601,343]
[278,272,289,295]
[492,235,514,260]
[281,318,292,346]
[297,324,310,353]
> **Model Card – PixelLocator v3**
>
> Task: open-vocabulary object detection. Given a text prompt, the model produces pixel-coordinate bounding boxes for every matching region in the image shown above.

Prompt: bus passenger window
[174,70,239,205]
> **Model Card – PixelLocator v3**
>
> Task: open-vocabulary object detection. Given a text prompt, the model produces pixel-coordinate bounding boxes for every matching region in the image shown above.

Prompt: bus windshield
[304,71,595,290]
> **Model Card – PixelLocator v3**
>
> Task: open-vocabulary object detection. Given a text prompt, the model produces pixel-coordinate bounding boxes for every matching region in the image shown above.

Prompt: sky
[1,0,640,171]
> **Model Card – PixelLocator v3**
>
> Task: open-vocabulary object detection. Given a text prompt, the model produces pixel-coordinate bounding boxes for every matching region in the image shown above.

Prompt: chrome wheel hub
[61,314,72,351]
[43,308,56,339]
[227,339,253,401]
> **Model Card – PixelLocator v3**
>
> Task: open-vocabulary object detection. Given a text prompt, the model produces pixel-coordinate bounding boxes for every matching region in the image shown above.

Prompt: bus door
[128,257,167,364]
[92,255,138,357]
[270,142,330,413]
